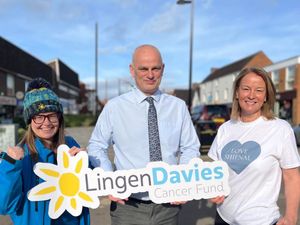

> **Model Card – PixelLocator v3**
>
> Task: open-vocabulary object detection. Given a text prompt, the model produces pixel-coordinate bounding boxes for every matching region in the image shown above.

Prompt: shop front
[275,90,296,125]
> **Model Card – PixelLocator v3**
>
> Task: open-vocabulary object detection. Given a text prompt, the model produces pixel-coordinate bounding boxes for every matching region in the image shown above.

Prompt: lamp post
[177,0,194,112]
[95,22,98,116]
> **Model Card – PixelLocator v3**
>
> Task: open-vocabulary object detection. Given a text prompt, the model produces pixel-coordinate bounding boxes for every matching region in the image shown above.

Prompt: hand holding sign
[7,146,24,160]
[28,144,230,219]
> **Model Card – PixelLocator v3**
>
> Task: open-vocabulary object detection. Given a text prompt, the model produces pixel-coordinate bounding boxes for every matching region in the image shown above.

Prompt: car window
[207,105,229,119]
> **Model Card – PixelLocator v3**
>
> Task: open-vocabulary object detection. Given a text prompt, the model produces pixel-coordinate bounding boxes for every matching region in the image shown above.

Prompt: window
[202,93,206,103]
[208,92,213,103]
[224,88,228,101]
[214,79,218,87]
[272,70,280,91]
[25,80,30,91]
[215,91,219,102]
[285,66,296,90]
[6,74,15,96]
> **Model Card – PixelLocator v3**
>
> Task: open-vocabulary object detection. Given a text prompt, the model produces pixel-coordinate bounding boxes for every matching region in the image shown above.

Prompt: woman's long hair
[231,67,276,121]
[19,115,65,162]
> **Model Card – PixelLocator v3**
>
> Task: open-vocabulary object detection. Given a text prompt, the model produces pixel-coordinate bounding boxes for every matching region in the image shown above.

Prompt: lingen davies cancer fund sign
[28,145,230,219]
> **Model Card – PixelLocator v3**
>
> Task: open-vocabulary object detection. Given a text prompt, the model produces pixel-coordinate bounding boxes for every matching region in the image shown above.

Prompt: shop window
[279,100,292,124]
[6,74,15,96]
[285,66,295,90]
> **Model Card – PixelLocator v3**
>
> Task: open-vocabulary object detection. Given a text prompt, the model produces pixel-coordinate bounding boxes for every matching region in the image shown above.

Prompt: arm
[277,168,300,225]
[179,105,200,164]
[0,147,24,214]
[87,105,114,171]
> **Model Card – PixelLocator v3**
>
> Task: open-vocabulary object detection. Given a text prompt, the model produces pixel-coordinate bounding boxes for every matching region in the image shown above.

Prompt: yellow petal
[71,198,77,210]
[35,186,56,195]
[78,192,93,202]
[63,151,69,168]
[55,196,64,212]
[75,158,83,173]
[40,169,60,177]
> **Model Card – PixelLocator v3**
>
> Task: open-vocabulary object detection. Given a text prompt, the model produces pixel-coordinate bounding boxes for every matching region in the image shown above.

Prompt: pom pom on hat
[23,78,63,124]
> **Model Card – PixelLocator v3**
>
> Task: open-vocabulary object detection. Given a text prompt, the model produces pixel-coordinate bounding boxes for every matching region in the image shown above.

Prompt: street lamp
[177,0,194,112]
[95,22,98,116]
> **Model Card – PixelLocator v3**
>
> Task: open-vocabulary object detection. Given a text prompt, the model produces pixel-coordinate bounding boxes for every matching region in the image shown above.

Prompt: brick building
[265,56,300,125]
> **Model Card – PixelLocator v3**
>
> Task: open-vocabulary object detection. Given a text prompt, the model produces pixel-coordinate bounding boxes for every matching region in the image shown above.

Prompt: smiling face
[236,72,267,122]
[31,112,60,141]
[130,45,164,96]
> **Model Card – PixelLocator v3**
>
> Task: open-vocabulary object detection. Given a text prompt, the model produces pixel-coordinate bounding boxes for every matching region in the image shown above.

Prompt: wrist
[0,152,16,164]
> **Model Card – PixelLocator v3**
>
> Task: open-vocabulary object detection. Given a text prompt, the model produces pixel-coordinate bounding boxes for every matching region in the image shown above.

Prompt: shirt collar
[134,88,162,104]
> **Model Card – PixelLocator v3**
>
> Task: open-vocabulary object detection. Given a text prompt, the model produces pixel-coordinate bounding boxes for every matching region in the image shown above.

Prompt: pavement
[1,126,299,225]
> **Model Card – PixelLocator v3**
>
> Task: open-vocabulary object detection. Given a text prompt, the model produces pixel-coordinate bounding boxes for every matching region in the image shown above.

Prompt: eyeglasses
[32,113,60,124]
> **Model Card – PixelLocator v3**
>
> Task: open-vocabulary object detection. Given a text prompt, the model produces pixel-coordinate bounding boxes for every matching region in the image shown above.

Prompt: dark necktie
[146,97,162,161]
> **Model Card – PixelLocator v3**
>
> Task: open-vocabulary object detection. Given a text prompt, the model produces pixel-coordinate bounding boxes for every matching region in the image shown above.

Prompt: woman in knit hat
[0,78,90,225]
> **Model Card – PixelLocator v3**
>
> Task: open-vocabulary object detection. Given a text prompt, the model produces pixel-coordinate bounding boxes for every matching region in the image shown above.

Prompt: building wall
[0,37,90,122]
[200,73,237,105]
[265,56,300,125]
[292,64,300,125]
[0,37,54,86]
[198,52,272,107]
[246,51,273,69]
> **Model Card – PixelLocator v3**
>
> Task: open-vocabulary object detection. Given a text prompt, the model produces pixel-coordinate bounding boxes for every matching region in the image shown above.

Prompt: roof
[0,36,53,84]
[201,51,267,83]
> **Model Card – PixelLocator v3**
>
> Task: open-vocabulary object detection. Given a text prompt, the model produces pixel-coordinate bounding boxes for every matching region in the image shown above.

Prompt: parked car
[191,104,230,152]
[293,124,300,146]
[191,104,230,124]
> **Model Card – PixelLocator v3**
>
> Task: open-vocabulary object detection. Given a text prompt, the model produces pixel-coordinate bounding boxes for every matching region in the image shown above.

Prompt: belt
[127,197,154,204]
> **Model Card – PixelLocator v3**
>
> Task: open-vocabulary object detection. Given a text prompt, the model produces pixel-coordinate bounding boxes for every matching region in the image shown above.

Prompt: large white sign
[28,145,230,219]
[0,124,17,151]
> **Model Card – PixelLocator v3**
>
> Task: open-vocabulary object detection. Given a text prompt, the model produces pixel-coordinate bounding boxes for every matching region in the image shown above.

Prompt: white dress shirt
[88,88,200,199]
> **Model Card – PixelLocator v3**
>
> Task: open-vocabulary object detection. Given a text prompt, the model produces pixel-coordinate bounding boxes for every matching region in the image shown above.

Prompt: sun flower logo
[28,144,99,219]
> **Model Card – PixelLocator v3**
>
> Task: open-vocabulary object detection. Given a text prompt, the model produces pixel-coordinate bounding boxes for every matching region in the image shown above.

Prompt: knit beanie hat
[23,78,63,124]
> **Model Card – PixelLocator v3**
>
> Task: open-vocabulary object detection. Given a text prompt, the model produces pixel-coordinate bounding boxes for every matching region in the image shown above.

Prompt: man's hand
[170,201,187,205]
[7,146,24,160]
[209,196,225,204]
[108,195,128,205]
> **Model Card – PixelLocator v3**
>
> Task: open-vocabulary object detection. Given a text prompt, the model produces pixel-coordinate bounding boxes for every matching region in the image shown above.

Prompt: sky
[1,0,300,100]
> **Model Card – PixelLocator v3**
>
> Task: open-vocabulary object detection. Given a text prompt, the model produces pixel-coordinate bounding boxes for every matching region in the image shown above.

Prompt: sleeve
[279,125,300,169]
[179,104,201,164]
[208,124,224,161]
[0,159,23,214]
[65,136,80,148]
[87,104,114,171]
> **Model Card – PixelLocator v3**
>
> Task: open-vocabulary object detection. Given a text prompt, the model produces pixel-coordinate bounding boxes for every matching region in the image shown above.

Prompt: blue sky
[1,0,299,100]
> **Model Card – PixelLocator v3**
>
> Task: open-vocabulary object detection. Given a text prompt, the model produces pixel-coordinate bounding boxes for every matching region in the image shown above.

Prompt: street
[0,126,299,225]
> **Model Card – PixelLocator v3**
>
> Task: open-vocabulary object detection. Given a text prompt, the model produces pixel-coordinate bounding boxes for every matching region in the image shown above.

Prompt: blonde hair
[231,67,276,121]
[19,115,65,162]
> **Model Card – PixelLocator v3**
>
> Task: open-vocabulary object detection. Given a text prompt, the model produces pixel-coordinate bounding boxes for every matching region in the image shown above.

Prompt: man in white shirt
[88,44,200,225]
